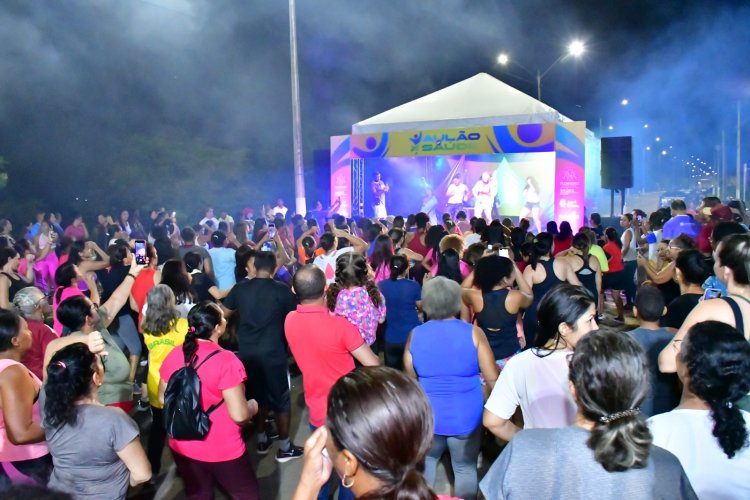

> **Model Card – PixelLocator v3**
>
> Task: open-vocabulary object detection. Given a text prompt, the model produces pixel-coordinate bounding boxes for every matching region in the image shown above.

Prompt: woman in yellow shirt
[141,284,188,477]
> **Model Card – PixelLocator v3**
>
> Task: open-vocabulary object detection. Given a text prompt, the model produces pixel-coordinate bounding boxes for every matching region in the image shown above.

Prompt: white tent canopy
[353,72,573,135]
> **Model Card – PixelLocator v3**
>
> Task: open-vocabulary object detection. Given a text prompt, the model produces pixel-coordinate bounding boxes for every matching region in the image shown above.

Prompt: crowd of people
[0,194,749,499]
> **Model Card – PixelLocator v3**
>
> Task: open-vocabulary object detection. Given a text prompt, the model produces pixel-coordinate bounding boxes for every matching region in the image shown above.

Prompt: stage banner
[330,135,352,217]
[554,122,587,228]
[350,123,556,159]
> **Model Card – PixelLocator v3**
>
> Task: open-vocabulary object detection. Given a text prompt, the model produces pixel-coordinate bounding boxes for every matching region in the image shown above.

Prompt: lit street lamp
[497,39,586,101]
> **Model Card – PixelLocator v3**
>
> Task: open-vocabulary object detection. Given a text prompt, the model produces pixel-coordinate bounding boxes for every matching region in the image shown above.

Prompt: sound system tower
[600,136,633,190]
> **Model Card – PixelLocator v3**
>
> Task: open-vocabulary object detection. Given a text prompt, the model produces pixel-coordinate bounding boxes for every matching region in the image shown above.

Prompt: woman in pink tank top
[0,310,51,487]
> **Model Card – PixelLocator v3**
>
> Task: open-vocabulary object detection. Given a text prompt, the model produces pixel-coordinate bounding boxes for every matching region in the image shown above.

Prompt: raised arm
[100,261,144,327]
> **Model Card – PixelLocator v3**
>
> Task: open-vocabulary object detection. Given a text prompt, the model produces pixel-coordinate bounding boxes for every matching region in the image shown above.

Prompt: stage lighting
[568,40,585,57]
[661,150,668,156]
[644,124,649,128]
[655,137,661,142]
[621,99,629,106]
[608,125,614,130]
[646,146,651,150]
[497,53,509,65]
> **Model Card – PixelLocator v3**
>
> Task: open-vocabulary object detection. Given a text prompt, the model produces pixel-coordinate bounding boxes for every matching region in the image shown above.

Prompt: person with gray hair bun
[404,276,499,500]
[481,329,697,499]
[12,286,57,380]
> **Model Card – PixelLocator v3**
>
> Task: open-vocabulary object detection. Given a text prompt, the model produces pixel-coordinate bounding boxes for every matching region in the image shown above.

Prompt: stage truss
[351,159,365,218]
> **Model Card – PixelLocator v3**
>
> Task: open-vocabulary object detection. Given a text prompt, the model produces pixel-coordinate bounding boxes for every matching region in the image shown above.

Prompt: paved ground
[131,306,635,499]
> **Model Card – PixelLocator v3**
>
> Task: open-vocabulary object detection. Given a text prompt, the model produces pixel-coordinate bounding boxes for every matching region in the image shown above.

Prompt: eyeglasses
[35,296,48,308]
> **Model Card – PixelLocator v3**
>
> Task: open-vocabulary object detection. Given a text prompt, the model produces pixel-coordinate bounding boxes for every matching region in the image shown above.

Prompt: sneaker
[275,444,303,463]
[135,399,151,412]
[132,383,142,396]
[257,439,272,455]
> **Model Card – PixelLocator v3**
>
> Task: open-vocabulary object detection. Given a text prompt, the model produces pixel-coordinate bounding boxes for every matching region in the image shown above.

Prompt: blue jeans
[424,425,481,500]
[310,424,354,500]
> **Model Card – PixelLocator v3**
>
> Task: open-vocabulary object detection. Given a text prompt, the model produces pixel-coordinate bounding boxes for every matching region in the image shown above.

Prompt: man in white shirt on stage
[271,198,289,219]
[472,171,496,222]
[445,174,469,219]
[371,171,389,219]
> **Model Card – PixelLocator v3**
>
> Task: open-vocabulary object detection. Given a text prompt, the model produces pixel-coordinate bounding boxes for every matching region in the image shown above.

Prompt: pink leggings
[33,252,59,293]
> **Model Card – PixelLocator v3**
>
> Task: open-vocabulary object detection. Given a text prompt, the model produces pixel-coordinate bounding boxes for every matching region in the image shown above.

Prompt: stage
[330,121,589,229]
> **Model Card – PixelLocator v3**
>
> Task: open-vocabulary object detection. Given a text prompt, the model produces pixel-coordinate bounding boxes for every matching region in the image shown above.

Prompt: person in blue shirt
[378,255,421,369]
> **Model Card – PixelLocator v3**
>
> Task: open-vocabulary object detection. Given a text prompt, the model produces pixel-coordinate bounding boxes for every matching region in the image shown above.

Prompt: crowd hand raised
[88,331,108,357]
[297,426,333,494]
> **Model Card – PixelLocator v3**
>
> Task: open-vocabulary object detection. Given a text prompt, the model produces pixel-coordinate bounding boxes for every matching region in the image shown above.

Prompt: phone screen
[498,248,510,258]
[134,240,147,265]
[267,223,276,239]
[702,288,722,301]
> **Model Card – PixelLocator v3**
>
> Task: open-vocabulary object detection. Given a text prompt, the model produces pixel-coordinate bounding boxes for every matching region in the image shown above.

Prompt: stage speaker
[601,136,633,190]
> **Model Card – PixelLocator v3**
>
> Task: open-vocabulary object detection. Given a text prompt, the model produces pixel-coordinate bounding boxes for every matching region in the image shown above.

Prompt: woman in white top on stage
[519,176,542,234]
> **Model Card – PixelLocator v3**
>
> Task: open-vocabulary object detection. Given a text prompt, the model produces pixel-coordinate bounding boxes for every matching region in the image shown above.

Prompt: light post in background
[496,39,585,102]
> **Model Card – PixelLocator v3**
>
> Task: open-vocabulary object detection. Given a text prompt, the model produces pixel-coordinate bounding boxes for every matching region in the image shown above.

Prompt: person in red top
[159,302,260,500]
[552,221,574,256]
[286,265,379,500]
[12,286,58,379]
[129,243,161,326]
[601,227,626,321]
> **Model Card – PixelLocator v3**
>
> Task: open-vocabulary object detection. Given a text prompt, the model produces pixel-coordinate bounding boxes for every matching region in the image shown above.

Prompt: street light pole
[536,70,541,101]
[288,0,306,216]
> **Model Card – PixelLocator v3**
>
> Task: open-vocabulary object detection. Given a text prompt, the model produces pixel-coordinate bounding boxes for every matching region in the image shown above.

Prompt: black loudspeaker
[601,136,633,190]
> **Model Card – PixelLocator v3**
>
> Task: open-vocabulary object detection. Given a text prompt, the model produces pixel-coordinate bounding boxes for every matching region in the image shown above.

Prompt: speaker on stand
[600,136,634,216]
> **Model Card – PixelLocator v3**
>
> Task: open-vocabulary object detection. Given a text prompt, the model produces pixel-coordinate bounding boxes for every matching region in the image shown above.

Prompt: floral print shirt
[334,286,386,345]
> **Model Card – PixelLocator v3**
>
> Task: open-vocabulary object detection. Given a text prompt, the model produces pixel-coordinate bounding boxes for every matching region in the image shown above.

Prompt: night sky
[0,0,748,220]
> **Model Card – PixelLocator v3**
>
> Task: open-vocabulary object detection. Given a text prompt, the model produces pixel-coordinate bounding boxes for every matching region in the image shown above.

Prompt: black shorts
[602,270,626,290]
[239,354,290,413]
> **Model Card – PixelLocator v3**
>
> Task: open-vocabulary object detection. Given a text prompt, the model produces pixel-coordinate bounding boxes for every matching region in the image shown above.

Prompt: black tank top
[1,272,26,303]
[476,289,520,360]
[531,259,563,303]
[574,254,598,300]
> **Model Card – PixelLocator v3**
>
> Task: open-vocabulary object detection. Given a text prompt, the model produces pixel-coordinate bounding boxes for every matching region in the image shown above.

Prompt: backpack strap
[191,348,226,414]
[722,297,745,335]
[192,348,224,370]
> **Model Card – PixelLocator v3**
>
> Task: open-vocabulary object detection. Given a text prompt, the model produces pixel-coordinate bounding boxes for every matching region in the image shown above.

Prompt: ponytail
[44,343,97,428]
[184,302,223,364]
[389,255,409,281]
[568,330,652,472]
[683,321,750,458]
[529,232,553,270]
[360,467,436,500]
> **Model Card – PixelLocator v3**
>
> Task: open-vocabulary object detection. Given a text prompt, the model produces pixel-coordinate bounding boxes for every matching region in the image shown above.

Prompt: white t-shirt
[649,409,750,499]
[312,247,353,284]
[199,217,219,228]
[463,232,482,249]
[271,206,289,218]
[446,183,469,204]
[485,349,576,429]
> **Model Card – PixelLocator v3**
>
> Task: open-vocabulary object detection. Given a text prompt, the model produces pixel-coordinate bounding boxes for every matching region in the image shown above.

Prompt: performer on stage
[472,171,496,222]
[519,176,542,233]
[445,174,469,219]
[371,171,389,219]
[421,187,438,225]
